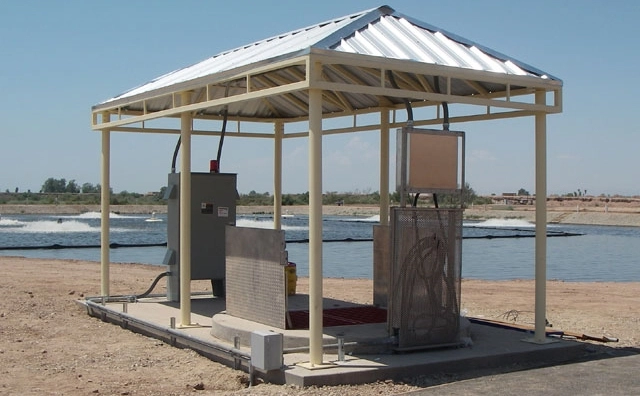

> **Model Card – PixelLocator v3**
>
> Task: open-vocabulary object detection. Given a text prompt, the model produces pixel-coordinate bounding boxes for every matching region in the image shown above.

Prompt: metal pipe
[233,336,241,369]
[283,340,358,354]
[399,127,408,208]
[337,337,345,361]
[379,109,390,225]
[308,86,323,365]
[86,300,251,362]
[100,113,110,297]
[179,91,193,327]
[534,89,548,343]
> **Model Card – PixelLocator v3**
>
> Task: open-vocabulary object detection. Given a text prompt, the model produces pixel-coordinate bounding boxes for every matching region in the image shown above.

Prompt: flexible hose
[433,76,450,131]
[387,70,414,124]
[170,84,230,173]
[215,84,231,171]
[171,137,181,173]
[135,271,170,299]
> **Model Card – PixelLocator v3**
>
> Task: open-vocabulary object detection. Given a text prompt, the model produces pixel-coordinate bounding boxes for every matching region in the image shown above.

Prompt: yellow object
[285,262,297,295]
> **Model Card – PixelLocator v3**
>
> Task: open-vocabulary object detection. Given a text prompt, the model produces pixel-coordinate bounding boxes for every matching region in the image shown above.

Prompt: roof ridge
[312,5,396,50]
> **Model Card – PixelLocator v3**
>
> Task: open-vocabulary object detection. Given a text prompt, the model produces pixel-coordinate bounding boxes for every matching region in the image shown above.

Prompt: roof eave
[91,49,313,113]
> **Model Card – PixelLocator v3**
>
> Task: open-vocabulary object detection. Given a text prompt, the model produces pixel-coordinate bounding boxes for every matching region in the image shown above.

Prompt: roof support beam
[328,64,388,105]
[393,71,424,92]
[100,112,110,298]
[109,126,276,138]
[260,97,284,117]
[108,107,538,139]
[307,85,324,366]
[530,89,553,344]
[179,91,194,328]
[464,79,489,96]
[92,80,309,129]
[320,86,352,111]
[253,75,311,115]
[273,121,284,229]
[416,74,435,93]
[313,80,560,113]
[379,108,390,226]
[311,49,562,90]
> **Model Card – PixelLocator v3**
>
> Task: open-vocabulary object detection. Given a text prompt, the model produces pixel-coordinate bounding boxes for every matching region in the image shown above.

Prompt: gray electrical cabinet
[164,172,237,301]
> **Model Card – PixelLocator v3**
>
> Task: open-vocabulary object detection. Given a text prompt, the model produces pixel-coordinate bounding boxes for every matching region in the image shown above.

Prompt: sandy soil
[0,256,638,395]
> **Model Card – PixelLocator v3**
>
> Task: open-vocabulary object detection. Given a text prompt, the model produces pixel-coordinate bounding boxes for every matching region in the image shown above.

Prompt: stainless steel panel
[225,226,287,329]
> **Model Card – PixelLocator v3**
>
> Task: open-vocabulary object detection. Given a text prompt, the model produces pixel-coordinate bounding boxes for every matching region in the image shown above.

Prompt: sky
[1,0,639,196]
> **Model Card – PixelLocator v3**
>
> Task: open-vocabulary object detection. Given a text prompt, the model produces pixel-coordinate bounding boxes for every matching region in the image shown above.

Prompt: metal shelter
[91,5,562,367]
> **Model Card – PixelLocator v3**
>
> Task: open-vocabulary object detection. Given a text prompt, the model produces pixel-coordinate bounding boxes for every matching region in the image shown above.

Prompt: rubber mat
[287,306,387,330]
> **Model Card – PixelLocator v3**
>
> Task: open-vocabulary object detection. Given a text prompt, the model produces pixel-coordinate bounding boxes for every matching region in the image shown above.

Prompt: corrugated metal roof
[98,5,557,107]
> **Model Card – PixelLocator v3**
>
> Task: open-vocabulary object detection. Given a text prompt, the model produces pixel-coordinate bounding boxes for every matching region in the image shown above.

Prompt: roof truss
[92,49,561,136]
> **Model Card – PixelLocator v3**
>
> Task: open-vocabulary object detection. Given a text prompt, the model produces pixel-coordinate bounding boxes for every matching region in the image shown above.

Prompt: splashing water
[4,220,97,233]
[465,218,534,228]
[75,212,131,219]
[236,218,307,231]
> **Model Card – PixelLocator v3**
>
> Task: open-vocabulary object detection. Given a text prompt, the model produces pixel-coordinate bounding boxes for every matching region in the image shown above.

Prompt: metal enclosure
[396,127,465,205]
[389,207,462,348]
[164,172,237,301]
[387,126,465,349]
[251,331,283,371]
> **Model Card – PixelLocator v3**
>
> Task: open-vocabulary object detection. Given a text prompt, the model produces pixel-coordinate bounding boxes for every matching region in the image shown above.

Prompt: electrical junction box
[164,172,237,301]
[251,331,283,371]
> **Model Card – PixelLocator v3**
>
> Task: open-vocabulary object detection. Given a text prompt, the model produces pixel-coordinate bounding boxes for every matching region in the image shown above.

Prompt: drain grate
[287,306,387,330]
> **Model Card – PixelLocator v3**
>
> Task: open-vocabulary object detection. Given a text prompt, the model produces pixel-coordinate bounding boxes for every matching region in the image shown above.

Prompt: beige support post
[308,87,324,365]
[530,90,552,344]
[379,109,390,226]
[179,92,193,327]
[274,121,284,230]
[100,112,110,297]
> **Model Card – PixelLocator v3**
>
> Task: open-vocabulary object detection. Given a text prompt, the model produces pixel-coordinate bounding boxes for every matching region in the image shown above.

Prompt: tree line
[2,177,492,207]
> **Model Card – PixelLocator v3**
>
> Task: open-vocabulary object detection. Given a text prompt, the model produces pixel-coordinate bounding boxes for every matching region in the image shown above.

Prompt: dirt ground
[0,256,638,395]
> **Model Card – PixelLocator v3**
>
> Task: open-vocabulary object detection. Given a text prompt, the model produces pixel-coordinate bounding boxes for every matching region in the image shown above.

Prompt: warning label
[201,202,214,214]
[218,207,229,217]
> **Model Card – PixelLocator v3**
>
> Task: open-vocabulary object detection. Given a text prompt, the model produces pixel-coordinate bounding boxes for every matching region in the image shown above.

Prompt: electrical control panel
[164,172,237,301]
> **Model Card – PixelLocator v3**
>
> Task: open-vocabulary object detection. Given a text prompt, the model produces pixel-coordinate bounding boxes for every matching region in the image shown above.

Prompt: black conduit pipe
[136,271,170,299]
[434,76,450,131]
[215,84,231,171]
[171,137,181,173]
[387,70,414,124]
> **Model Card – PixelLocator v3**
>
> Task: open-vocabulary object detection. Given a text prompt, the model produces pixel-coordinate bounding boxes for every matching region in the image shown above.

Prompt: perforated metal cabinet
[164,172,237,301]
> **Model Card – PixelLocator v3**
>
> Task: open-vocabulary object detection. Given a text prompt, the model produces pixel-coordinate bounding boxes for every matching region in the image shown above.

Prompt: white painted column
[274,121,284,230]
[379,109,390,226]
[308,87,323,365]
[100,112,110,297]
[533,90,548,343]
[179,92,193,327]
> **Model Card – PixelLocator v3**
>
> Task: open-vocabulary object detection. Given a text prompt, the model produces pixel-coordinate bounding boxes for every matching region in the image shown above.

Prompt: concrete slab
[79,293,591,387]
[397,350,640,395]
